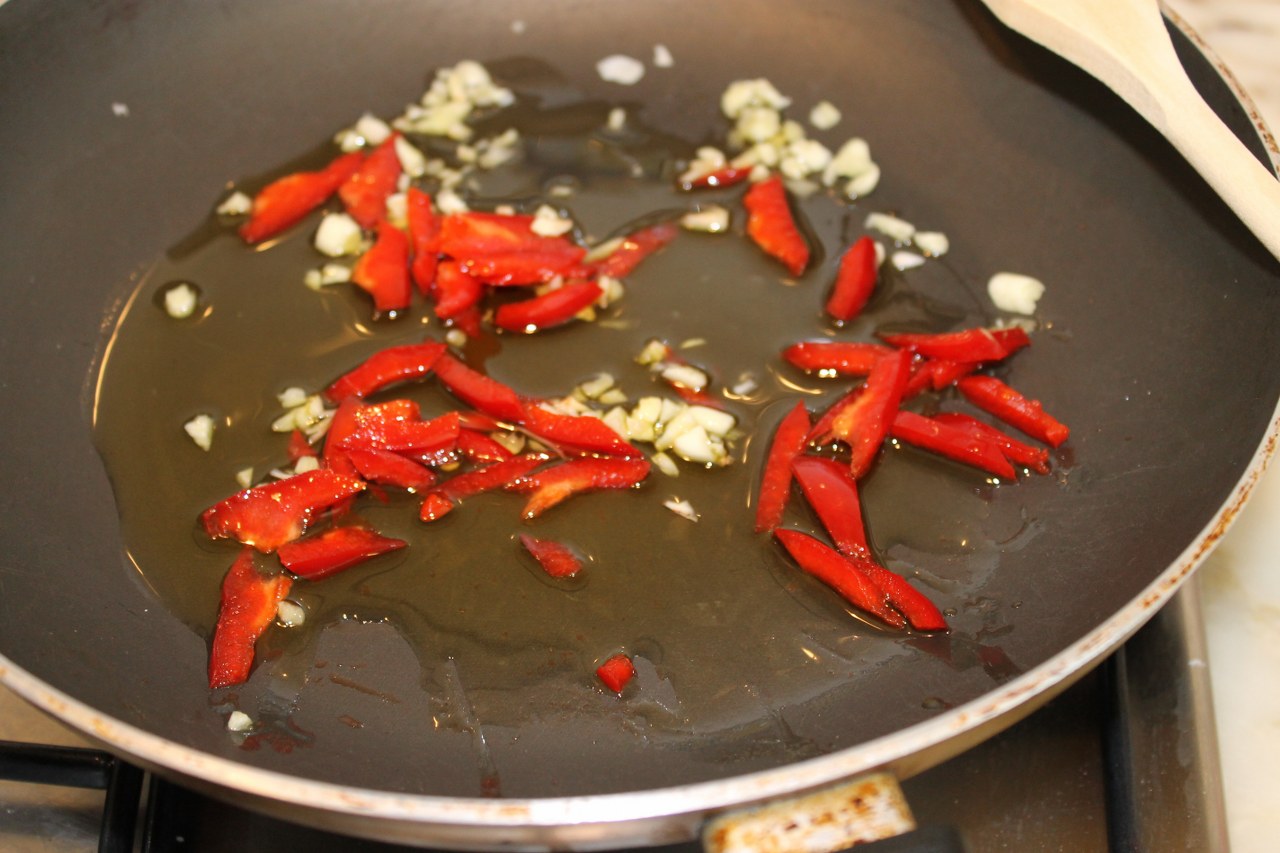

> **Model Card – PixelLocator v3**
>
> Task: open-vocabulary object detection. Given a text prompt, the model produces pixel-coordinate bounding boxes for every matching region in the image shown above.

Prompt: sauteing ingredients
[95,58,1070,727]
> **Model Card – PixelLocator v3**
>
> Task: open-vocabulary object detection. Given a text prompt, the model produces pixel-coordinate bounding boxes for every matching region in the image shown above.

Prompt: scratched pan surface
[1,0,1278,847]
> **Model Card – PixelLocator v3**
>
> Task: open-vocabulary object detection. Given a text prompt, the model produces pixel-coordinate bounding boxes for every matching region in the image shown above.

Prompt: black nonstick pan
[1,0,1277,848]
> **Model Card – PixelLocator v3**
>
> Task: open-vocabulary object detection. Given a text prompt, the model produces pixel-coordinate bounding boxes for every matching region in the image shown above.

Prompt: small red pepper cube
[519,534,583,578]
[596,654,636,693]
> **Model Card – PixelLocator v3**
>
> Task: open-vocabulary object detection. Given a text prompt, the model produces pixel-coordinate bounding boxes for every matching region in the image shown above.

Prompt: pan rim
[2,7,1278,847]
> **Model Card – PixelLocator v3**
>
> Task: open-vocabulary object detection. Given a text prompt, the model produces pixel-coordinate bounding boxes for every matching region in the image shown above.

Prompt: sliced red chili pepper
[825,236,878,322]
[432,354,526,423]
[595,653,636,693]
[807,385,862,446]
[880,327,1030,363]
[830,348,912,479]
[286,429,317,464]
[791,455,870,557]
[753,402,812,534]
[782,341,894,376]
[933,412,1051,474]
[209,548,293,688]
[457,429,514,464]
[344,447,438,490]
[200,469,366,552]
[889,410,1017,479]
[957,375,1070,447]
[338,134,402,230]
[351,221,412,314]
[323,341,446,403]
[850,555,948,632]
[432,260,486,320]
[773,529,905,629]
[519,401,637,458]
[439,211,582,260]
[340,410,460,456]
[678,165,753,191]
[406,187,441,296]
[238,150,364,244]
[519,534,583,578]
[743,175,809,277]
[494,281,602,333]
[508,457,650,519]
[419,453,550,521]
[462,248,588,287]
[277,526,407,581]
[592,222,679,279]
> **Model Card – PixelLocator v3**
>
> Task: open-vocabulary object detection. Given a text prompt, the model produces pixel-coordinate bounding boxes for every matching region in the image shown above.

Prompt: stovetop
[0,583,1227,853]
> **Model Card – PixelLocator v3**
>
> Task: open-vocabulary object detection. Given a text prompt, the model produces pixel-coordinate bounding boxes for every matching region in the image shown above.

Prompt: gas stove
[0,583,1225,852]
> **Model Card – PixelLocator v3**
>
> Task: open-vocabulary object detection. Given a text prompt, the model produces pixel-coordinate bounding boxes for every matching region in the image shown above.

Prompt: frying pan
[1,0,1277,848]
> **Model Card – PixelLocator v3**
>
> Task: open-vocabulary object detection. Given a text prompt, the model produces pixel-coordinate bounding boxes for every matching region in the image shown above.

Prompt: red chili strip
[773,529,905,629]
[432,354,526,423]
[340,410,461,456]
[791,455,870,557]
[519,534,583,578]
[519,401,638,458]
[889,410,1017,479]
[200,469,366,552]
[508,457,650,519]
[678,165,753,191]
[850,555,948,632]
[933,412,1051,474]
[494,281,602,333]
[957,375,1070,447]
[753,402,812,534]
[419,453,550,521]
[825,236,878,323]
[208,548,293,688]
[463,248,588,287]
[595,653,636,693]
[783,341,894,376]
[593,222,679,279]
[323,341,446,403]
[238,150,364,244]
[338,134,403,229]
[406,187,441,296]
[830,348,912,479]
[286,429,317,464]
[344,447,438,490]
[277,526,407,581]
[351,221,412,315]
[743,175,809,277]
[432,261,486,320]
[457,429,514,464]
[880,327,1030,363]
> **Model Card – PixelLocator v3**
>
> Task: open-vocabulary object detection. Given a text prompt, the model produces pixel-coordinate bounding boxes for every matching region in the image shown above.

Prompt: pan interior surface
[1,0,1277,823]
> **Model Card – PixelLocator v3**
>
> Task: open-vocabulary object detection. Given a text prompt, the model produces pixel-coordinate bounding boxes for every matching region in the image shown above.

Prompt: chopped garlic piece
[319,263,351,285]
[445,328,469,348]
[394,135,427,177]
[436,188,468,215]
[661,363,708,391]
[892,251,926,271]
[531,205,574,237]
[183,414,215,451]
[779,138,832,181]
[865,212,915,243]
[672,425,720,464]
[914,231,950,257]
[577,373,616,400]
[681,205,730,233]
[216,191,252,216]
[636,339,669,366]
[314,213,364,257]
[721,78,791,119]
[689,405,735,437]
[809,101,841,130]
[235,467,254,489]
[606,107,627,131]
[653,44,674,68]
[227,711,254,732]
[988,272,1046,315]
[163,283,198,319]
[823,138,873,183]
[663,498,699,522]
[597,54,645,85]
[277,387,308,408]
[354,113,392,146]
[293,455,321,474]
[736,106,781,144]
[846,164,882,198]
[276,599,306,627]
[385,192,408,228]
[651,451,680,477]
